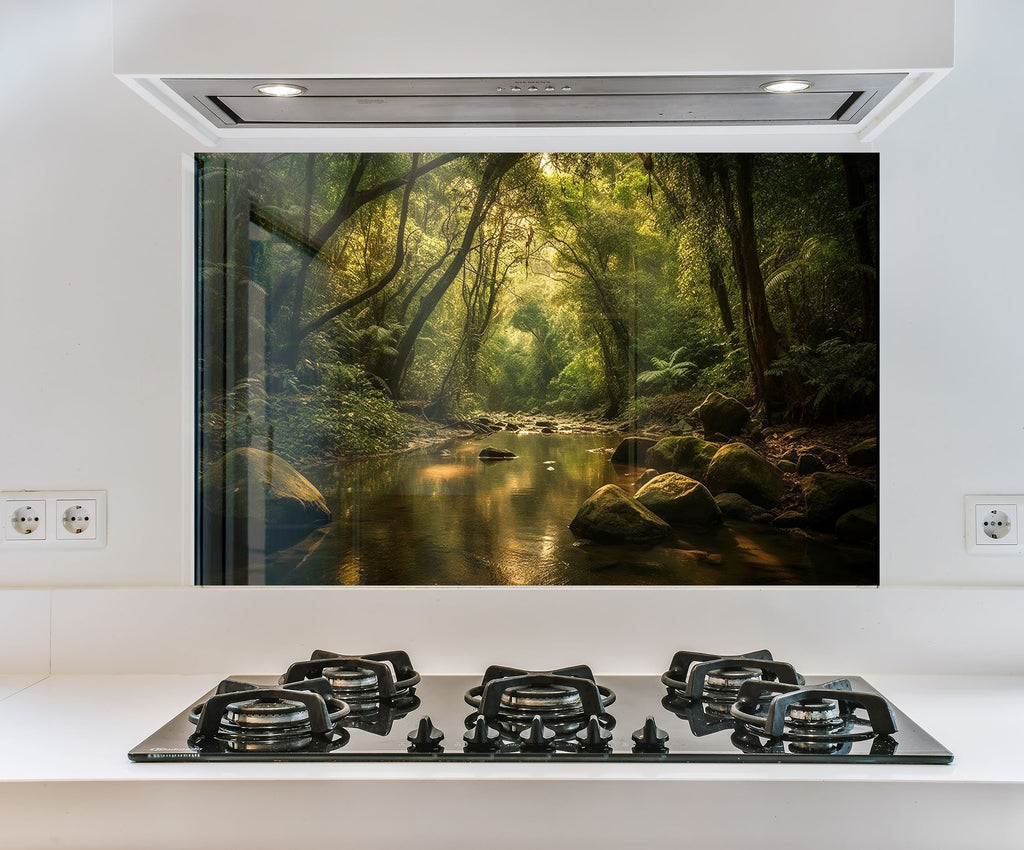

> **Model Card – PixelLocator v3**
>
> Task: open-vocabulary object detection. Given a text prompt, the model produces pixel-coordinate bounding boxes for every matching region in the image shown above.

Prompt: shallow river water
[271,431,876,586]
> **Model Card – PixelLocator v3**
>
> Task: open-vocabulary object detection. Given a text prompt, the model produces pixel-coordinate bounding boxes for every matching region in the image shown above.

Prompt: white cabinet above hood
[113,0,953,145]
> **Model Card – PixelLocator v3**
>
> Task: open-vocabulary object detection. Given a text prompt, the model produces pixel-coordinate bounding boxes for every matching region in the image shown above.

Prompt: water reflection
[264,432,875,585]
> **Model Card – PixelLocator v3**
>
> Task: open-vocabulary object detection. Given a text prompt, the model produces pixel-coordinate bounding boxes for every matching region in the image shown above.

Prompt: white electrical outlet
[4,500,46,541]
[0,490,106,549]
[965,495,1024,555]
[56,499,98,540]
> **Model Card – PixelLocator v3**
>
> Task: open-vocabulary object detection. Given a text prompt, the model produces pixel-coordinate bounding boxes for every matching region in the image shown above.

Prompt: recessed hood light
[255,83,307,97]
[760,79,813,93]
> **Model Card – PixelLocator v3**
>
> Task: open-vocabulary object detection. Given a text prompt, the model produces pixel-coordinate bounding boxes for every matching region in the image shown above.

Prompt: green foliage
[692,345,750,398]
[637,347,698,394]
[549,348,607,412]
[767,339,878,421]
[209,365,412,465]
[200,150,878,457]
[762,235,873,345]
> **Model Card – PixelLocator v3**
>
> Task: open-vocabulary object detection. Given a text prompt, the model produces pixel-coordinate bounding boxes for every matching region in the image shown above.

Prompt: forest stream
[265,431,874,586]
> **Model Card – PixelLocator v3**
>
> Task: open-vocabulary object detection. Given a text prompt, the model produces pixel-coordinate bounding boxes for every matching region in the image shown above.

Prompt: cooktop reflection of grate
[129,649,953,764]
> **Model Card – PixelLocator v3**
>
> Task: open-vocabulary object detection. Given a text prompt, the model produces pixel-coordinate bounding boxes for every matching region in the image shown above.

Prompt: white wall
[0,0,1021,590]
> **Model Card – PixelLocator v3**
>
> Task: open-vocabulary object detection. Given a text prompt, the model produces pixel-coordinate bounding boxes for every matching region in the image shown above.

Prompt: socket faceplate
[4,500,46,541]
[965,495,1024,555]
[0,491,106,549]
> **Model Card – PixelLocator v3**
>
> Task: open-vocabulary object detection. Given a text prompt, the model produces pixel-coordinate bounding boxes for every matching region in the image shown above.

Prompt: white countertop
[0,675,46,703]
[0,672,1019,783]
[1,673,1022,849]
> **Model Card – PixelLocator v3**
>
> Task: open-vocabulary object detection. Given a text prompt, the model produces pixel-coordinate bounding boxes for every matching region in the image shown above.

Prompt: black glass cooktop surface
[129,674,953,764]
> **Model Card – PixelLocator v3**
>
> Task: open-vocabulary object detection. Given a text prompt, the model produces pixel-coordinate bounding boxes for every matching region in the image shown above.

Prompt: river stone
[698,391,750,437]
[634,468,660,489]
[835,503,879,543]
[796,453,826,475]
[714,493,773,523]
[479,446,517,460]
[668,419,695,435]
[772,511,807,528]
[802,472,875,529]
[569,484,671,542]
[777,459,798,474]
[704,443,788,507]
[610,436,658,466]
[808,445,841,464]
[645,436,719,480]
[635,473,723,528]
[202,447,331,549]
[847,437,879,467]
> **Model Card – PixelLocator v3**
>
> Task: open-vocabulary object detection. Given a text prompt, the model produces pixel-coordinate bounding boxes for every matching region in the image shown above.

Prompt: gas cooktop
[128,649,953,764]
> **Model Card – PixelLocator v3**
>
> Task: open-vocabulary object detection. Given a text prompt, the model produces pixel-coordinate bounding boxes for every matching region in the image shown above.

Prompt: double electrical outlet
[2,490,107,549]
[964,495,1024,556]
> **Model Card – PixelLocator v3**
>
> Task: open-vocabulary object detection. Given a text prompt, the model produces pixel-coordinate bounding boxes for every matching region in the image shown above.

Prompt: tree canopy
[198,151,878,465]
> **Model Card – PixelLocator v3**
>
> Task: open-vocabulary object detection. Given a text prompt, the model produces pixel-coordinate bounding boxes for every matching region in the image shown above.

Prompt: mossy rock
[796,453,827,475]
[802,473,875,529]
[202,447,331,550]
[835,503,879,544]
[847,438,879,468]
[645,436,719,480]
[479,446,517,460]
[698,391,750,437]
[715,493,773,523]
[704,443,788,508]
[635,473,723,528]
[569,484,671,542]
[610,436,659,466]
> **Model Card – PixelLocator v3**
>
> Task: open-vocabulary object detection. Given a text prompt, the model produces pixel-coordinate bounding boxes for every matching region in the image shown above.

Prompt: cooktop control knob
[576,714,613,752]
[519,715,557,752]
[463,715,502,752]
[407,716,444,752]
[631,716,670,753]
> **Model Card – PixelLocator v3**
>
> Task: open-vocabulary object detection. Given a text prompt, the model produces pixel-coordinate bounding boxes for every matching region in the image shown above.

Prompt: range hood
[113,0,953,144]
[162,74,907,130]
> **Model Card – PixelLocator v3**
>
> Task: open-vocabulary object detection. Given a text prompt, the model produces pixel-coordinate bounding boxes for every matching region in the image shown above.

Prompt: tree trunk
[719,154,788,418]
[707,259,736,340]
[842,153,878,342]
[716,159,765,407]
[387,153,522,397]
[270,152,464,367]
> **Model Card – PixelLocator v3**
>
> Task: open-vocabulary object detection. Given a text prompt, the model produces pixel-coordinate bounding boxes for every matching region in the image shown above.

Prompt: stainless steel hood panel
[165,74,905,129]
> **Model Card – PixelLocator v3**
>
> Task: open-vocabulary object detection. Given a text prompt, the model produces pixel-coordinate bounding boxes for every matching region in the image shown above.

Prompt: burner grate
[187,677,350,752]
[730,677,898,743]
[661,649,804,702]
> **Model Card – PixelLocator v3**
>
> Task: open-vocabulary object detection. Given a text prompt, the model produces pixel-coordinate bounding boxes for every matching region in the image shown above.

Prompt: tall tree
[714,153,787,416]
[842,153,879,342]
[387,153,523,396]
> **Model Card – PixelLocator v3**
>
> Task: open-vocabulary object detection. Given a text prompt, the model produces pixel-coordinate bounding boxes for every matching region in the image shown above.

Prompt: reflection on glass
[196,152,879,586]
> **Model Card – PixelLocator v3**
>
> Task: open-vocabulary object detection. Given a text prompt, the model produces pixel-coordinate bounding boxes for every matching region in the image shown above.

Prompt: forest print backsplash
[196,152,878,587]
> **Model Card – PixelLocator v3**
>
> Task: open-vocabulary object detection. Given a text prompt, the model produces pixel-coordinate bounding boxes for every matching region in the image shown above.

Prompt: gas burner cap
[704,666,763,693]
[785,698,844,733]
[323,666,380,693]
[500,683,583,715]
[224,697,310,729]
[465,665,615,729]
